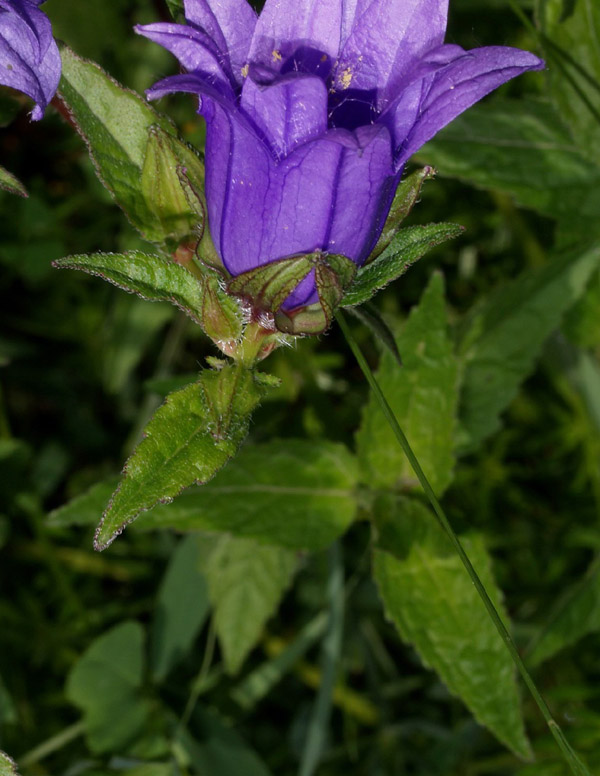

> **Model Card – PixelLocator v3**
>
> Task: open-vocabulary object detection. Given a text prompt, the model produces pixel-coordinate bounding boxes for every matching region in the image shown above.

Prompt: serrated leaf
[135,439,359,550]
[0,165,27,198]
[458,240,600,452]
[66,622,149,754]
[53,251,242,339]
[198,534,297,674]
[151,536,210,681]
[417,98,600,224]
[0,752,18,776]
[371,166,436,258]
[529,562,600,666]
[373,495,531,758]
[95,366,265,550]
[537,0,600,166]
[342,224,463,308]
[57,45,181,241]
[356,272,458,495]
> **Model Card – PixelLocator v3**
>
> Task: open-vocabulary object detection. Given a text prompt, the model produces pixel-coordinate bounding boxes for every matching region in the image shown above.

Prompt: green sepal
[342,223,464,308]
[0,164,27,198]
[53,251,243,344]
[140,126,206,246]
[228,254,314,312]
[371,166,436,260]
[230,251,356,336]
[94,364,272,550]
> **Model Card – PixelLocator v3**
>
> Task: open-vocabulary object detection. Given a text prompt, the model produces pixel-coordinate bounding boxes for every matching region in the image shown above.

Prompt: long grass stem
[336,309,590,776]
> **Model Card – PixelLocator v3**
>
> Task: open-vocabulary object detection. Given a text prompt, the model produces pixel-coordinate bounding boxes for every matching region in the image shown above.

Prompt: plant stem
[336,309,591,776]
[18,721,85,767]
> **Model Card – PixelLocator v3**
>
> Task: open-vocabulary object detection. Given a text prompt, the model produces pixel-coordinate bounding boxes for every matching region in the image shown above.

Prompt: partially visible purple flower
[137,0,544,309]
[0,0,60,120]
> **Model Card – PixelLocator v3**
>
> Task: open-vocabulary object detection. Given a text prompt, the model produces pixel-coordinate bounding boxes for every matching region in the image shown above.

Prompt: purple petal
[202,98,395,281]
[394,45,545,165]
[134,22,234,94]
[0,0,61,119]
[336,0,448,103]
[183,0,257,85]
[240,68,328,158]
[248,0,358,69]
[145,71,236,105]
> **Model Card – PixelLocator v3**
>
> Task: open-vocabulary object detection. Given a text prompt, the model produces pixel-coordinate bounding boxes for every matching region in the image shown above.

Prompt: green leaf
[537,0,600,166]
[0,165,27,198]
[563,267,600,348]
[371,166,436,258]
[57,45,185,242]
[95,365,266,550]
[458,240,600,451]
[342,224,463,308]
[0,751,18,776]
[417,98,600,223]
[66,622,149,754]
[151,536,210,682]
[53,251,243,340]
[529,561,600,666]
[137,439,359,550]
[373,495,531,758]
[174,709,274,776]
[356,272,459,495]
[198,534,297,674]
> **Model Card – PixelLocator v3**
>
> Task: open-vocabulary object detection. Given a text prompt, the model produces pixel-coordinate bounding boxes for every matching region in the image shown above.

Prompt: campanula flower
[137,0,543,309]
[0,0,61,120]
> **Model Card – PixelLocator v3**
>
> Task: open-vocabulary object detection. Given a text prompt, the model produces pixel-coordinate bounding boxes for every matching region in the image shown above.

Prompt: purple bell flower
[0,0,60,120]
[136,0,543,309]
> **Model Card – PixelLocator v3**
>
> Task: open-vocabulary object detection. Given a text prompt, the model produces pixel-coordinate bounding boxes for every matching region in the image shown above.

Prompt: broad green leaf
[529,562,600,666]
[0,751,18,776]
[95,366,267,550]
[373,495,531,758]
[138,439,359,550]
[371,166,436,258]
[458,240,600,451]
[537,0,600,166]
[417,98,600,224]
[66,622,149,754]
[356,272,459,495]
[151,536,210,682]
[53,251,243,341]
[0,165,27,198]
[57,45,185,241]
[197,534,297,674]
[342,224,463,308]
[174,709,274,776]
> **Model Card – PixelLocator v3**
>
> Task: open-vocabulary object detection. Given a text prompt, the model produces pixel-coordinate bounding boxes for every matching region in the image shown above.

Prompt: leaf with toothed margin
[57,44,201,244]
[53,251,243,341]
[95,365,269,551]
[371,166,436,259]
[342,223,464,308]
[0,751,19,776]
[0,165,27,198]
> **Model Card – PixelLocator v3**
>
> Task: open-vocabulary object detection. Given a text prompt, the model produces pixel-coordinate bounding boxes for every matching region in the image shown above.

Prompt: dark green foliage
[1,1,600,776]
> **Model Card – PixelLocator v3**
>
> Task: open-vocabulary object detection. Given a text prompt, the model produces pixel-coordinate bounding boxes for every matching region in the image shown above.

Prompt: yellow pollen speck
[272,49,282,62]
[241,64,249,78]
[339,67,353,90]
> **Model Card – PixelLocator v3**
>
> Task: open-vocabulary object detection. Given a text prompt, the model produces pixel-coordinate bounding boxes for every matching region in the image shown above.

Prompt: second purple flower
[137,0,543,310]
